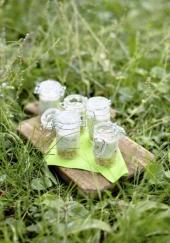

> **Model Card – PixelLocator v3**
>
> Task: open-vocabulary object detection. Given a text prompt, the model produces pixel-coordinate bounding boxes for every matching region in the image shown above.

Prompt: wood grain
[24,101,40,115]
[17,113,154,194]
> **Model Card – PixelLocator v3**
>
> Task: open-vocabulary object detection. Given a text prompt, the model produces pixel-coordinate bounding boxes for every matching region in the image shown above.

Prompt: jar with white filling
[86,96,111,139]
[41,108,60,131]
[63,94,88,132]
[34,80,66,113]
[55,111,80,159]
[93,122,125,167]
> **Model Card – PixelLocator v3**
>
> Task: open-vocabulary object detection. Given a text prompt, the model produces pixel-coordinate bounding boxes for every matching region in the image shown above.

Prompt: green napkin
[45,131,128,183]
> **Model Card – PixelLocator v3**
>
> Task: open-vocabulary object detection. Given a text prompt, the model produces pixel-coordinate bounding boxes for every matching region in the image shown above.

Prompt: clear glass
[63,94,88,132]
[86,96,111,139]
[41,108,60,130]
[93,122,125,167]
[35,80,66,113]
[55,111,80,159]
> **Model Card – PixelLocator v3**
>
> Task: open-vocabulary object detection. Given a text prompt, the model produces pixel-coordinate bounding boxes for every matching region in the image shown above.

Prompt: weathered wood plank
[17,116,154,194]
[18,117,113,193]
[24,101,40,115]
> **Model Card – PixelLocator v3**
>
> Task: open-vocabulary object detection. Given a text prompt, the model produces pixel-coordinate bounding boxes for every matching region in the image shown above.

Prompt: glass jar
[41,108,60,130]
[93,122,125,167]
[86,96,111,139]
[34,80,66,113]
[55,111,80,159]
[63,94,88,132]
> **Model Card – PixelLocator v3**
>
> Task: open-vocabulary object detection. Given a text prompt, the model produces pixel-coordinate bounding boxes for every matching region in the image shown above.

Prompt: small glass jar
[63,94,88,132]
[55,111,80,159]
[34,80,66,113]
[86,96,111,139]
[93,122,125,167]
[41,108,60,130]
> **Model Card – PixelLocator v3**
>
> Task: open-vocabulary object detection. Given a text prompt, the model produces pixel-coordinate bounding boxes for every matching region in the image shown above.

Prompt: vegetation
[0,0,170,242]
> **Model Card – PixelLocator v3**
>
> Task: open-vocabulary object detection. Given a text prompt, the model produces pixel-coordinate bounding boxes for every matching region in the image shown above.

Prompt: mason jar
[86,96,111,139]
[63,94,88,132]
[34,80,66,113]
[41,108,60,131]
[55,111,80,159]
[93,122,125,167]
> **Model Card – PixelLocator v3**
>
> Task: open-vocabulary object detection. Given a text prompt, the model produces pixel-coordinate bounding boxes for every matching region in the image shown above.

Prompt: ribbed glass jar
[63,94,87,132]
[86,96,111,139]
[35,80,66,113]
[55,111,80,159]
[93,122,125,167]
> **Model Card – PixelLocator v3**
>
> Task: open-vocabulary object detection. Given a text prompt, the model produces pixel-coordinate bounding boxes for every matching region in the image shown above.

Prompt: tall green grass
[0,0,170,242]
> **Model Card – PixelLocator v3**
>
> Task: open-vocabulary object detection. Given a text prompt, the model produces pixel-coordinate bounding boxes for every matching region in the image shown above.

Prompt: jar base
[80,126,86,134]
[95,154,116,167]
[58,149,77,159]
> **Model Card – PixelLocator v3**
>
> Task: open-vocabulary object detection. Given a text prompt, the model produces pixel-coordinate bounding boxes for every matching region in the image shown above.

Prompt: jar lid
[56,110,80,129]
[87,96,111,111]
[41,108,60,130]
[35,80,66,99]
[94,122,126,142]
[64,94,88,111]
[87,108,110,119]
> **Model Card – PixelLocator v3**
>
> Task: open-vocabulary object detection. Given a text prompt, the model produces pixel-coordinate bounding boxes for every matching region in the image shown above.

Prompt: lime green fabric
[45,131,128,183]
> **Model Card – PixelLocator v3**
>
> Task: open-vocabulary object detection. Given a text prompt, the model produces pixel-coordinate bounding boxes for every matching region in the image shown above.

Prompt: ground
[0,0,170,242]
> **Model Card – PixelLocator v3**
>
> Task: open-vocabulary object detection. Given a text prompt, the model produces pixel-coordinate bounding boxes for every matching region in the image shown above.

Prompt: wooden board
[18,102,154,194]
[24,101,41,116]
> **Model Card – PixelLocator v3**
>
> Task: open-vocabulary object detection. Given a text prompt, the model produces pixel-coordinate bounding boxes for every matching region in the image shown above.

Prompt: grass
[0,0,170,242]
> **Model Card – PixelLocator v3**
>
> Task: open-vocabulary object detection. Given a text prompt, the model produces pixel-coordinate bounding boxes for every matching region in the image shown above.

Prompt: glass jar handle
[34,83,41,94]
[94,138,107,156]
[59,101,65,110]
[60,86,66,97]
[41,108,60,130]
[87,110,95,118]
